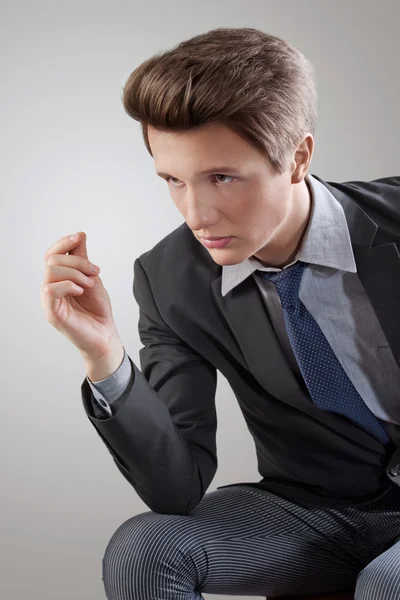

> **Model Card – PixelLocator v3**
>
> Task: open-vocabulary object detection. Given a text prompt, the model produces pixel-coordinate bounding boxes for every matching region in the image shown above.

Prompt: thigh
[355,535,400,600]
[191,486,365,597]
[103,485,368,599]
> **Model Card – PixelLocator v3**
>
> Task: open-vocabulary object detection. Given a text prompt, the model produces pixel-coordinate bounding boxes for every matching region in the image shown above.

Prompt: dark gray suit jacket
[81,174,400,515]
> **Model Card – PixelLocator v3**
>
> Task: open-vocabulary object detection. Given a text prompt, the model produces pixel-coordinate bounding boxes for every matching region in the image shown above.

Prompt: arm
[80,257,218,515]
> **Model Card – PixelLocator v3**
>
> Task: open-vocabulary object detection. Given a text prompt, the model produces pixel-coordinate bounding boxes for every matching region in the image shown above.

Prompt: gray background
[1,1,399,598]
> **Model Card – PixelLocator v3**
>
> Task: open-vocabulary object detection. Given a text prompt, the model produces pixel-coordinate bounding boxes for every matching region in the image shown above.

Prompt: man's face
[148,121,297,266]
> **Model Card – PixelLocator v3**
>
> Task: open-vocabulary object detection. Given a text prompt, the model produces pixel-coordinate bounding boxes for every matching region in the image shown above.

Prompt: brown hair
[122,27,317,174]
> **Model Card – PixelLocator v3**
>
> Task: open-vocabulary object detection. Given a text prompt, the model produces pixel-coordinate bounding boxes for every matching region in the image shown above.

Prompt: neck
[255,178,312,268]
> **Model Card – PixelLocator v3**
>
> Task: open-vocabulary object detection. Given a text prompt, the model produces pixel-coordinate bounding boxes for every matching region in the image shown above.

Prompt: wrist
[84,339,125,382]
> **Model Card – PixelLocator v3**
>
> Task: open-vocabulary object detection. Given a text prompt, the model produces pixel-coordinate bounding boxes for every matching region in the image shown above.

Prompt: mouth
[200,236,233,249]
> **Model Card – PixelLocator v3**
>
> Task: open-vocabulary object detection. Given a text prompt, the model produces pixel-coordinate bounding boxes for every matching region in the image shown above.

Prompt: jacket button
[389,463,400,477]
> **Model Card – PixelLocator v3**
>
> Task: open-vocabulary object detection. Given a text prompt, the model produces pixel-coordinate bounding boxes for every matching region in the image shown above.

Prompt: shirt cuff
[86,347,132,417]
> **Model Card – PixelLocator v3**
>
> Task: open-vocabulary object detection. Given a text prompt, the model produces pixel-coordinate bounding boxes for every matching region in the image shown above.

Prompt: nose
[184,188,219,232]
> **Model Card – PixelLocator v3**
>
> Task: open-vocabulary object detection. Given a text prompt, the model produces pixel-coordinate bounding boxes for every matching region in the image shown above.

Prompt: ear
[291,134,314,184]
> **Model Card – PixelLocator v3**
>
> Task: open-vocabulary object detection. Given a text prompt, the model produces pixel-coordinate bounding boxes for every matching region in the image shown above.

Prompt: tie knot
[256,261,306,309]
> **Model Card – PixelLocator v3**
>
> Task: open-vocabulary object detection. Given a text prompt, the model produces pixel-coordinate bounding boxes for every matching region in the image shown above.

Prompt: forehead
[147,122,263,168]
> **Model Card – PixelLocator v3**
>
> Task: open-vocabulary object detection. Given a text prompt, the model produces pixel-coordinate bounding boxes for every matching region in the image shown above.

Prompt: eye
[165,174,235,186]
[214,174,234,184]
[166,176,182,187]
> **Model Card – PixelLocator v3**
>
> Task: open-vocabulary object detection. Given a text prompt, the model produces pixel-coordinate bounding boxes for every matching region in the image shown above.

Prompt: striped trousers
[102,486,400,599]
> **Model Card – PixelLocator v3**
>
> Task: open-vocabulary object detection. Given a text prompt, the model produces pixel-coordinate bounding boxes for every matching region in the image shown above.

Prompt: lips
[200,236,233,249]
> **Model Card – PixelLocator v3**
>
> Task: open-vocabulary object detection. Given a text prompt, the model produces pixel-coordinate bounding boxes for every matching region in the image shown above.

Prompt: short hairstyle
[122,27,317,174]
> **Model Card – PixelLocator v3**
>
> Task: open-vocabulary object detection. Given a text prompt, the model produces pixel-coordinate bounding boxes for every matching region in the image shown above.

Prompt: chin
[207,249,249,266]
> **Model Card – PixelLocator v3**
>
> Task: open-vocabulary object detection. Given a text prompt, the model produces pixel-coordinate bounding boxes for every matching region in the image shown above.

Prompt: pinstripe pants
[102,486,400,599]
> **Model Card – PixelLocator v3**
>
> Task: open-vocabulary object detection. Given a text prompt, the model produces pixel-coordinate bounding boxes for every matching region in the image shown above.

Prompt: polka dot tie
[257,261,390,444]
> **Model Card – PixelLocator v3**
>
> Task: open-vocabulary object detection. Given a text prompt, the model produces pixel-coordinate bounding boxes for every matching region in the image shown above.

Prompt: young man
[81,28,400,599]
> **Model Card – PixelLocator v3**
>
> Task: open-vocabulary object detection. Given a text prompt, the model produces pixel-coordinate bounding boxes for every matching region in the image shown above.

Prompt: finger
[68,231,89,261]
[46,253,100,277]
[45,264,96,288]
[44,231,87,265]
[42,280,84,322]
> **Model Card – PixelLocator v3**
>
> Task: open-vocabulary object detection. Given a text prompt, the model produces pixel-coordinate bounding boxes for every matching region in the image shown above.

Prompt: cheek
[240,200,286,244]
[245,197,279,227]
[253,187,288,220]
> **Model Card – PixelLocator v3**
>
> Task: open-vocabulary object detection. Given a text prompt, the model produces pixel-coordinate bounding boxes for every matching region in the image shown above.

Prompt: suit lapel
[211,276,311,408]
[321,179,400,369]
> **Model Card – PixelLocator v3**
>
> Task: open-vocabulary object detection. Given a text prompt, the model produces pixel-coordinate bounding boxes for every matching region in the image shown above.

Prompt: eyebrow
[156,166,241,178]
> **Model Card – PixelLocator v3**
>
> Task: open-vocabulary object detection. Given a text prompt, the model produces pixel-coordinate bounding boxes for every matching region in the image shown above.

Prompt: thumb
[68,231,89,260]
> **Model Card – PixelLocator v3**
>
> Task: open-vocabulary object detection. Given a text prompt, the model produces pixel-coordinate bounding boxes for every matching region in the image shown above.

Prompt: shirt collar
[221,173,357,297]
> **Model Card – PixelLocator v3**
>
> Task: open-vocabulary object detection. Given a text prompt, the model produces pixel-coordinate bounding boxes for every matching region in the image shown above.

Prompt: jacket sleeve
[86,347,133,419]
[80,257,218,515]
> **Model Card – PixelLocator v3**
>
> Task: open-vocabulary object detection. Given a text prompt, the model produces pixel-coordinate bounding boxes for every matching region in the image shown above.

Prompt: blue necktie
[257,261,390,445]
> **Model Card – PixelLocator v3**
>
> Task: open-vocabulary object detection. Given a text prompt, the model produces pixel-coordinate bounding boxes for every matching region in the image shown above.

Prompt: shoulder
[313,174,400,238]
[329,175,400,200]
[315,173,399,205]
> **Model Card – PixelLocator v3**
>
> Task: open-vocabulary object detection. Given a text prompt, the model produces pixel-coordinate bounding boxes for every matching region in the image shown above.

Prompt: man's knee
[102,510,200,598]
[103,511,170,569]
[355,555,400,600]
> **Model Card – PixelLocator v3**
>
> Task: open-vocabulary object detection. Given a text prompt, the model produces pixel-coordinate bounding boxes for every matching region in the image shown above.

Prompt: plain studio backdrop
[1,1,399,599]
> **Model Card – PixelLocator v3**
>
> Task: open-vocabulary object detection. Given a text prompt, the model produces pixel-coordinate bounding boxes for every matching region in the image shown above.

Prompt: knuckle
[47,255,57,266]
[44,265,53,278]
[79,258,89,272]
